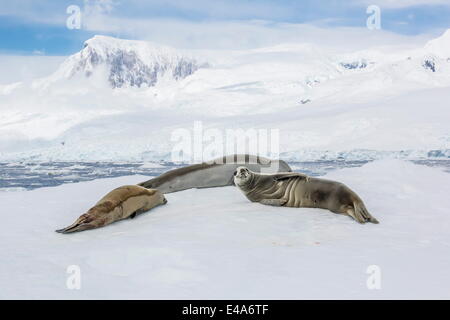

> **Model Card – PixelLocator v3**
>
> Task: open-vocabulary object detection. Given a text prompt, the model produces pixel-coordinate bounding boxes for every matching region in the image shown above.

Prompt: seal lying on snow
[233,166,378,224]
[56,185,167,234]
[138,154,292,194]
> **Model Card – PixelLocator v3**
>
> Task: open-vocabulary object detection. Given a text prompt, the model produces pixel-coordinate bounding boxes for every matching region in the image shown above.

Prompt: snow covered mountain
[26,31,450,96]
[0,31,450,162]
[50,35,200,88]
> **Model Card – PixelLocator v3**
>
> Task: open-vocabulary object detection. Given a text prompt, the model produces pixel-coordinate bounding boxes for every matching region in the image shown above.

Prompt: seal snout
[235,166,250,178]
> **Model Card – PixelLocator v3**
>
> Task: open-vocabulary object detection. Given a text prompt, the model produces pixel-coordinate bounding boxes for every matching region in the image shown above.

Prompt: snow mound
[1,159,449,299]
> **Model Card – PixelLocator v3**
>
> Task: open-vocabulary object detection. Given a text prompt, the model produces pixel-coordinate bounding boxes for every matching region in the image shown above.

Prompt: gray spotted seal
[56,185,167,233]
[138,154,292,194]
[233,166,378,224]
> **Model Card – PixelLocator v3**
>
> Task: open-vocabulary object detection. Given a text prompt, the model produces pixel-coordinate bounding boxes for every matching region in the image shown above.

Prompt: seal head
[233,166,252,186]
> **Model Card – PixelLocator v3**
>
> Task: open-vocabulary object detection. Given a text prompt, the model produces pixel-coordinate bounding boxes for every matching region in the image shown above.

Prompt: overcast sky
[0,0,450,55]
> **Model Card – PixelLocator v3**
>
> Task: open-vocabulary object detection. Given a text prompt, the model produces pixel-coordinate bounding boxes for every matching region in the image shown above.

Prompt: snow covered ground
[2,159,449,299]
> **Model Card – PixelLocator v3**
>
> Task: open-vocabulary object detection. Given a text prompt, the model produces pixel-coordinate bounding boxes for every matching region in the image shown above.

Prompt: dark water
[0,160,449,191]
[0,162,176,191]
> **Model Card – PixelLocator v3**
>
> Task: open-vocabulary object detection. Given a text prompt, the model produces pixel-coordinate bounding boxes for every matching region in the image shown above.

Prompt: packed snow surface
[1,159,449,299]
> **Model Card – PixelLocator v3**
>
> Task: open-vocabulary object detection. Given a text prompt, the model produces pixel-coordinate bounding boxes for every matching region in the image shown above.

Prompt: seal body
[56,185,167,233]
[233,167,378,224]
[138,154,292,194]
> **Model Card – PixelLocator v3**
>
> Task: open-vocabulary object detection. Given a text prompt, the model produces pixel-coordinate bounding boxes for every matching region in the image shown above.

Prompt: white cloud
[0,1,66,25]
[32,49,45,55]
[0,55,66,84]
[357,0,450,9]
[111,0,294,20]
[83,0,116,16]
[0,0,295,26]
[1,0,449,28]
[80,14,432,51]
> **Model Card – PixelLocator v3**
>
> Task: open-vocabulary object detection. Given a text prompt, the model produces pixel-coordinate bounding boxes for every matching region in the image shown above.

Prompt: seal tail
[353,200,379,224]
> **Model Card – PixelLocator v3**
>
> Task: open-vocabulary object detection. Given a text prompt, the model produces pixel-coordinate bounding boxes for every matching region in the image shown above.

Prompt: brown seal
[56,185,167,233]
[233,166,378,224]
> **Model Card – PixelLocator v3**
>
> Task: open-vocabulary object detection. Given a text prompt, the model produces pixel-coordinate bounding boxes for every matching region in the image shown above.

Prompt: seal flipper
[55,214,93,234]
[57,224,94,233]
[345,202,379,224]
[129,206,154,219]
[55,222,84,233]
[355,201,379,224]
[55,224,81,233]
[56,219,83,233]
[260,198,288,207]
